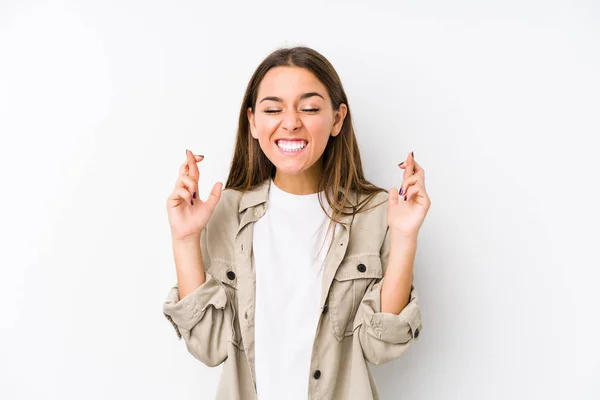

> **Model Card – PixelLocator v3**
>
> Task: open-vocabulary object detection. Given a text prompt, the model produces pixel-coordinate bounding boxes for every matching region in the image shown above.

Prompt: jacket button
[414,327,420,338]
[357,263,367,272]
[226,271,236,280]
[313,370,321,379]
[322,304,328,314]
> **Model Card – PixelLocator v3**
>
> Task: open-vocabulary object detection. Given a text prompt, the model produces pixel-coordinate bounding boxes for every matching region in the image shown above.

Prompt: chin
[272,163,307,175]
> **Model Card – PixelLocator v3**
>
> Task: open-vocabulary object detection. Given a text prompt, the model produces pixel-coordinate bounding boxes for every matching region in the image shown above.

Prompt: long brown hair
[225,46,387,233]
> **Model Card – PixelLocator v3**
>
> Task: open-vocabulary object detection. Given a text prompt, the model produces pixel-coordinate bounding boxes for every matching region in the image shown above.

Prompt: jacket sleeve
[354,226,423,366]
[162,226,232,367]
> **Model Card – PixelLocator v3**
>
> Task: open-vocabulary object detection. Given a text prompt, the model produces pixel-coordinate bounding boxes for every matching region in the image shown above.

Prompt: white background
[1,1,598,399]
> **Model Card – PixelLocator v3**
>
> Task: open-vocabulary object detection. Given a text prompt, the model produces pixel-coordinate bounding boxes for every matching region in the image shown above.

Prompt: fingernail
[197,154,204,158]
[193,192,196,199]
[185,149,188,154]
[399,187,403,195]
[411,151,414,158]
[398,161,404,166]
[191,199,194,205]
[404,195,407,201]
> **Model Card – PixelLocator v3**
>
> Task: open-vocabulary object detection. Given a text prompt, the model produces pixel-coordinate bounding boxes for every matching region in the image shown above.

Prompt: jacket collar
[238,179,271,213]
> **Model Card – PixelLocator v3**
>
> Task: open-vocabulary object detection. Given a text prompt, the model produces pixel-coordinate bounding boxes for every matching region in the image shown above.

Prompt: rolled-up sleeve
[354,226,423,366]
[163,272,231,366]
[162,227,232,367]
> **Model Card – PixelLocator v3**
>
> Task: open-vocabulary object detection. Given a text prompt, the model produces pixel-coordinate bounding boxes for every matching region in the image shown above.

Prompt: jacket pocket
[329,254,383,340]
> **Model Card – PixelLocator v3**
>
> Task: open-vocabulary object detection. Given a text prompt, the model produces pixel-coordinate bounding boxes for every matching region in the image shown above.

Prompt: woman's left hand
[387,151,432,238]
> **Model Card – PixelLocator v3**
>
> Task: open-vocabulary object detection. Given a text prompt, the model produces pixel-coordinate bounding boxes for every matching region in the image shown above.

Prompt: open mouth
[275,139,308,154]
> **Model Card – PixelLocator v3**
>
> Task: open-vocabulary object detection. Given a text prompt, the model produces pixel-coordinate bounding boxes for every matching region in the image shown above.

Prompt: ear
[331,103,348,137]
[247,107,258,139]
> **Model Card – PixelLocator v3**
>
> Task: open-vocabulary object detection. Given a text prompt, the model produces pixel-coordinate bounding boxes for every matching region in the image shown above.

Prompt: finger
[397,156,409,179]
[413,161,425,185]
[398,152,413,179]
[404,183,423,202]
[186,150,200,181]
[168,186,194,206]
[399,158,425,180]
[177,174,199,199]
[179,155,204,176]
[179,155,203,176]
[407,151,416,176]
[204,182,223,213]
[412,159,424,176]
[399,175,419,198]
[388,187,399,206]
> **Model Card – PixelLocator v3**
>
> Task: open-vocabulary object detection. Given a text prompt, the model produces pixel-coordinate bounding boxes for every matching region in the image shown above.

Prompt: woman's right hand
[167,149,223,242]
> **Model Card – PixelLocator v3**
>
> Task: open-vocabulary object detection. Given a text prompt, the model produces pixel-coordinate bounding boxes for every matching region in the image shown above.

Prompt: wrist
[172,234,201,247]
[390,229,418,244]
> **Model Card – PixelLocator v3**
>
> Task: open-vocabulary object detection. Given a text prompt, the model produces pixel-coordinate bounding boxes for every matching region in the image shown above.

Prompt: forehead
[257,66,328,100]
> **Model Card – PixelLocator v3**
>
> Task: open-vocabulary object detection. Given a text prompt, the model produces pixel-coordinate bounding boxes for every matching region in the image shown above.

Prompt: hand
[166,149,223,242]
[387,151,431,238]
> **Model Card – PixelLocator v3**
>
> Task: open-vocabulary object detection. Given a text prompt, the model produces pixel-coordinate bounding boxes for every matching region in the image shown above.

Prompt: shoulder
[202,188,243,266]
[345,189,389,253]
[353,190,389,229]
[212,187,243,219]
[205,188,243,239]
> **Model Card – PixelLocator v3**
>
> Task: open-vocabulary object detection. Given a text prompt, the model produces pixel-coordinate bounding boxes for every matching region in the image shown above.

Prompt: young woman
[163,46,431,400]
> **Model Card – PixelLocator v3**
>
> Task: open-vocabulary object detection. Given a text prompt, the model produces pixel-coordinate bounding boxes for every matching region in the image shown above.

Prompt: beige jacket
[163,178,423,399]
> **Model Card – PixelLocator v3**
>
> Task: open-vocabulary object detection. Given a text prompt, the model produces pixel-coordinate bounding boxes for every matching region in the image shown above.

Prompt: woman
[163,46,431,400]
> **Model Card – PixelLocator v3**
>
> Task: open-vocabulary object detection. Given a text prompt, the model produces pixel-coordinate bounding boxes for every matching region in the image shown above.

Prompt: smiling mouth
[275,139,308,152]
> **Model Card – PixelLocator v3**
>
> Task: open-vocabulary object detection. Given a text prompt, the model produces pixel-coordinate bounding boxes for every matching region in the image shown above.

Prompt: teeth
[277,140,307,152]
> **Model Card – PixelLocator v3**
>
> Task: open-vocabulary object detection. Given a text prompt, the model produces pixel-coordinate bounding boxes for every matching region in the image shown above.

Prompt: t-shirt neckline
[269,179,325,209]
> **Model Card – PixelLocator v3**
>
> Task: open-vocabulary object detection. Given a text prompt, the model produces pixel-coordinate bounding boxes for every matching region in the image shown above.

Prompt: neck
[273,160,323,195]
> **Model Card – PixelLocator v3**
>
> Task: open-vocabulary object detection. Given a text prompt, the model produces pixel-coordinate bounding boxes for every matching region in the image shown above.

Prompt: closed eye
[264,108,320,114]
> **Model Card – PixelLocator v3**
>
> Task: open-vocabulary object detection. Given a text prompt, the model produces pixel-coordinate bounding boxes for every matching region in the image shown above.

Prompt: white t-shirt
[253,179,336,399]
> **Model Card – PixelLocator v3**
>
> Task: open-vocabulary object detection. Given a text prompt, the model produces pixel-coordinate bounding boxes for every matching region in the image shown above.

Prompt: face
[247,66,347,179]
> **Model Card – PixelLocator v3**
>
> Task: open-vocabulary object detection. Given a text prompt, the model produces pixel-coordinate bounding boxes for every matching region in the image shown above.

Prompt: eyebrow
[259,92,325,104]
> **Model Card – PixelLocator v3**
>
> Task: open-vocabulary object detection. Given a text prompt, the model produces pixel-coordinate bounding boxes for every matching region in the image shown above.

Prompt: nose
[280,109,302,132]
